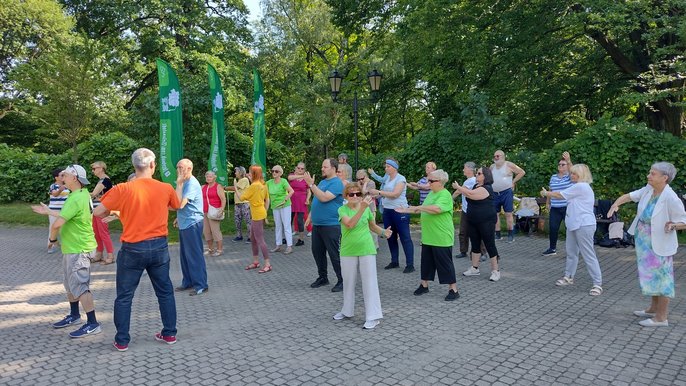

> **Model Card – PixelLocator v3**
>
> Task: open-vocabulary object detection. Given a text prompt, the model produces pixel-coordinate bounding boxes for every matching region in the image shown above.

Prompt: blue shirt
[311,177,344,226]
[417,176,430,205]
[381,174,408,209]
[549,173,572,208]
[177,176,204,229]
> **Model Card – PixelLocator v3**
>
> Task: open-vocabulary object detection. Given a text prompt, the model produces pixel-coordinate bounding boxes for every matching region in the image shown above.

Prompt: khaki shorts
[63,251,94,298]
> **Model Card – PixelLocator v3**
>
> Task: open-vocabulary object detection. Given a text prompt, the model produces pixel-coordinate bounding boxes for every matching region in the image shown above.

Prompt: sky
[244,0,262,20]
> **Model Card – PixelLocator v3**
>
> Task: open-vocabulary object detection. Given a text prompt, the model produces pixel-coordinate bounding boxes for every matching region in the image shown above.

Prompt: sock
[70,301,80,317]
[496,231,501,238]
[508,230,514,237]
[473,266,479,270]
[86,310,97,324]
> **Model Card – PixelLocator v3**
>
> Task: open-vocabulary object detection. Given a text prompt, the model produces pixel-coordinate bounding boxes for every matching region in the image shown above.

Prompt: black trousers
[292,212,305,233]
[420,245,456,284]
[311,225,342,281]
[467,215,499,259]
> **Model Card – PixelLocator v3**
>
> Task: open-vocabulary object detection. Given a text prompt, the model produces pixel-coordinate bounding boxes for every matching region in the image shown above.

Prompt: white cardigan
[628,184,686,256]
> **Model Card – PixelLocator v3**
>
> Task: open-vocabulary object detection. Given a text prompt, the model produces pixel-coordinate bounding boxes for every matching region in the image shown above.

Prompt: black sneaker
[232,236,243,242]
[245,238,251,243]
[331,281,343,292]
[542,248,557,256]
[403,266,415,273]
[295,239,305,246]
[455,253,467,258]
[384,262,399,270]
[414,285,429,296]
[310,277,329,288]
[445,289,460,301]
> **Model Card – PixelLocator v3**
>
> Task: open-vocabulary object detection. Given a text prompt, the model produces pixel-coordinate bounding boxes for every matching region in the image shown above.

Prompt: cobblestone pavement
[1,225,685,386]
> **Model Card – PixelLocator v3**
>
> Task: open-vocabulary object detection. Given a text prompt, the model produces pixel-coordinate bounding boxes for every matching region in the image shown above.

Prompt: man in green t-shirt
[32,164,101,338]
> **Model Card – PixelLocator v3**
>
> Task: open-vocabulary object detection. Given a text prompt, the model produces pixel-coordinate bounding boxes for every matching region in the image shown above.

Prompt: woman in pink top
[288,162,311,246]
[202,171,226,256]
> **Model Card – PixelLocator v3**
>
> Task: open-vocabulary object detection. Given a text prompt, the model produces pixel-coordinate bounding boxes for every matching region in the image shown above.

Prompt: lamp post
[328,69,383,172]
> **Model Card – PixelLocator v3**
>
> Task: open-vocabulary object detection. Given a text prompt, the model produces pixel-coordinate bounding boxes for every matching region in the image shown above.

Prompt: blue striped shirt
[549,174,572,208]
[48,183,70,210]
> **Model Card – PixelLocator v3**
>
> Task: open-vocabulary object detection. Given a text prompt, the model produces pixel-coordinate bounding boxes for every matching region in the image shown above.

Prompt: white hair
[652,162,677,183]
[430,169,449,183]
[132,148,156,171]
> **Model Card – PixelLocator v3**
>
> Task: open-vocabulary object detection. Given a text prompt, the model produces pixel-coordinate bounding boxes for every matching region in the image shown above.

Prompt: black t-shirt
[466,184,496,221]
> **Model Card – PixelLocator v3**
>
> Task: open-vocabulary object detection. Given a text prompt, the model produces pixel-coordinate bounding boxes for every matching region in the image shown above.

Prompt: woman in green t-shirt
[334,183,392,329]
[266,165,295,254]
[396,170,460,301]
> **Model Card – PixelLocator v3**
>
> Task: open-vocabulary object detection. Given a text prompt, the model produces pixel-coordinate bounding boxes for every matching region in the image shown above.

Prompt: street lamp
[328,69,383,172]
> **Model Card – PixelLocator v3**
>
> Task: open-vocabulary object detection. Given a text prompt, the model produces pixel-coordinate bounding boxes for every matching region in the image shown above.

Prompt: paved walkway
[1,226,685,386]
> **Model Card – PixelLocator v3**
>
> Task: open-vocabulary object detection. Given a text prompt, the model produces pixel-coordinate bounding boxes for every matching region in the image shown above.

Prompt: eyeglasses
[494,155,501,158]
[271,170,280,173]
[347,192,363,197]
[296,167,304,170]
[357,178,365,181]
[428,179,440,183]
[558,163,567,166]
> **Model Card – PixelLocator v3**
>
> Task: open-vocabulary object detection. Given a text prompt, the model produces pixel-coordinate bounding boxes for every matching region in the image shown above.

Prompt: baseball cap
[62,164,90,185]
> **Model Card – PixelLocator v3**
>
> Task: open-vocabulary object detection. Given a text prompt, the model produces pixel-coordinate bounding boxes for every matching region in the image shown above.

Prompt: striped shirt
[417,176,430,204]
[549,173,572,208]
[48,183,70,210]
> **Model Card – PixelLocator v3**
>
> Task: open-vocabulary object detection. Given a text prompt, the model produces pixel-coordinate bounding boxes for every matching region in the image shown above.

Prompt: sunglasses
[357,178,365,181]
[347,192,363,197]
[428,179,440,183]
[476,172,483,175]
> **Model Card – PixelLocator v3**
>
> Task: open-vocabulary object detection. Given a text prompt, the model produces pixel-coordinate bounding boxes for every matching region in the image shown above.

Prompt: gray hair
[356,169,368,178]
[131,148,156,171]
[430,169,449,183]
[464,162,476,172]
[235,166,246,177]
[652,162,677,183]
[338,153,348,161]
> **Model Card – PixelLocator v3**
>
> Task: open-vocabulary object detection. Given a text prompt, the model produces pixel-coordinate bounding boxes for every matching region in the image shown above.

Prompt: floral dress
[635,195,674,298]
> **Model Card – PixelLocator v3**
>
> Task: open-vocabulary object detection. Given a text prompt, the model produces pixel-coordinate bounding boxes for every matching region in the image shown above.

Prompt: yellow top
[241,182,269,220]
[234,177,250,204]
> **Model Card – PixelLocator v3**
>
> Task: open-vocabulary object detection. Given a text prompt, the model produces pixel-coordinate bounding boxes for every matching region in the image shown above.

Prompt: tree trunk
[643,100,684,137]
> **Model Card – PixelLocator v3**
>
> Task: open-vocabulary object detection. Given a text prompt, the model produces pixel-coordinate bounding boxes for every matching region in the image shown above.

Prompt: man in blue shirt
[304,158,345,292]
[175,159,208,296]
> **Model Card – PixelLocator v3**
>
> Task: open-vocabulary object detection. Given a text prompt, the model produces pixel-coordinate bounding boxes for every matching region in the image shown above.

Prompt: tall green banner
[207,64,228,185]
[156,58,183,185]
[251,68,266,172]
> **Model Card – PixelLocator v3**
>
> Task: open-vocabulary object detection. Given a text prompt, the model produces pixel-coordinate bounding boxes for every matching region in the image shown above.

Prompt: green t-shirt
[338,205,376,257]
[59,188,97,254]
[267,179,291,209]
[420,189,455,247]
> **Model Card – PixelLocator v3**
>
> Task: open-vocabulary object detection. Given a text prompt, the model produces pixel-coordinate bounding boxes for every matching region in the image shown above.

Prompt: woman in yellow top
[236,165,272,273]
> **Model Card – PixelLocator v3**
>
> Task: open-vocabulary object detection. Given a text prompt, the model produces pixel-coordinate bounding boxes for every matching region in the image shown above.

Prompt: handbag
[205,185,225,220]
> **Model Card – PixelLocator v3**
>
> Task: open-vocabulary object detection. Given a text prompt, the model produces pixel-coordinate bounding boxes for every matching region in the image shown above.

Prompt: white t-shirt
[491,163,513,193]
[462,176,477,213]
[560,182,596,231]
[381,174,408,209]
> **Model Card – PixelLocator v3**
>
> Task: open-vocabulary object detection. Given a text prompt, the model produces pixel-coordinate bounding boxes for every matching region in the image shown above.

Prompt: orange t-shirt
[100,178,181,243]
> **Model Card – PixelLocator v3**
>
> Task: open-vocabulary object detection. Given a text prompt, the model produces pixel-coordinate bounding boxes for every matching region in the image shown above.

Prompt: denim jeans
[179,221,208,291]
[114,237,177,345]
[382,209,414,267]
[548,206,567,250]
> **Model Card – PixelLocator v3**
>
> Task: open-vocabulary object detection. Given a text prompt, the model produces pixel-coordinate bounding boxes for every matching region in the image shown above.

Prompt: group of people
[33,147,686,350]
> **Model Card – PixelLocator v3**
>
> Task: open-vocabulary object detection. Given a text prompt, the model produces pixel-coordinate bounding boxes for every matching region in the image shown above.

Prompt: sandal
[258,265,272,273]
[555,276,574,286]
[210,250,223,257]
[245,262,260,270]
[589,285,603,296]
[101,258,115,265]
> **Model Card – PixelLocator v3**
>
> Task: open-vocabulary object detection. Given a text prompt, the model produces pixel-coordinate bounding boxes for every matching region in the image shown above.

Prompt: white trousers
[565,224,602,285]
[273,206,293,246]
[340,255,383,321]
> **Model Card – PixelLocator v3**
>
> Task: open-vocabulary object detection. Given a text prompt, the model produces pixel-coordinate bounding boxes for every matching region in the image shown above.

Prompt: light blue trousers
[565,224,602,286]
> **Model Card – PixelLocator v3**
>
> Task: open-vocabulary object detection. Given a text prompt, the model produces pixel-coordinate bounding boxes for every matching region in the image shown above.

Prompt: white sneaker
[307,232,312,237]
[363,319,380,329]
[638,318,668,327]
[633,310,656,318]
[463,267,480,276]
[333,312,349,320]
[489,271,501,282]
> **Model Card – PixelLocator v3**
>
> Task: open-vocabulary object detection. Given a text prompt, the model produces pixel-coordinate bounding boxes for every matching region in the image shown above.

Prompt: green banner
[251,68,266,173]
[156,58,183,185]
[207,64,228,186]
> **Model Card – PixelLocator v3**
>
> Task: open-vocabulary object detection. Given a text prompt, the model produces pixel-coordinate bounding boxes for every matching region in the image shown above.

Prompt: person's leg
[548,207,565,251]
[273,208,284,247]
[253,220,270,265]
[564,228,580,279]
[295,212,305,240]
[100,217,114,254]
[434,246,457,285]
[322,226,342,282]
[311,226,328,279]
[234,205,243,238]
[250,220,259,260]
[144,238,177,338]
[479,219,500,271]
[203,215,214,252]
[339,256,357,316]
[178,229,193,288]
[185,222,208,290]
[113,243,146,345]
[395,211,415,267]
[494,194,503,237]
[577,225,602,286]
[359,254,383,321]
[383,209,399,264]
[467,218,483,268]
[210,220,223,252]
[655,296,670,322]
[244,205,252,238]
[459,211,469,254]
[92,216,104,260]
[283,206,293,247]
[503,189,514,240]
[419,245,434,287]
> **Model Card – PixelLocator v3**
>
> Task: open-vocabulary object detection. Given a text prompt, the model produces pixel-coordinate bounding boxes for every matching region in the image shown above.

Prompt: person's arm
[176,181,189,209]
[369,220,392,239]
[562,151,573,169]
[31,202,60,217]
[510,162,526,186]
[340,200,371,229]
[217,184,226,209]
[368,169,384,183]
[90,181,105,198]
[50,184,65,197]
[453,182,489,200]
[282,183,295,206]
[373,181,405,199]
[608,193,632,218]
[93,203,111,218]
[47,217,66,247]
[304,172,337,203]
[408,182,419,191]
[306,187,312,205]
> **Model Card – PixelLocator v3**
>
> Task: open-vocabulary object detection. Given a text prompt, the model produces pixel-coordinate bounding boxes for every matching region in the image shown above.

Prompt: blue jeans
[382,209,414,266]
[548,206,567,250]
[114,237,177,345]
[179,221,208,291]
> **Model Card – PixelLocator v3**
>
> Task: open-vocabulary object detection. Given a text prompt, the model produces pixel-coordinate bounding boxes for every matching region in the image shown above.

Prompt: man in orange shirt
[94,148,181,352]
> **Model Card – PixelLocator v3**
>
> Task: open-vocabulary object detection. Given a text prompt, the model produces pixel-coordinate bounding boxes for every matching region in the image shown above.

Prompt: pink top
[202,183,222,213]
[289,175,309,213]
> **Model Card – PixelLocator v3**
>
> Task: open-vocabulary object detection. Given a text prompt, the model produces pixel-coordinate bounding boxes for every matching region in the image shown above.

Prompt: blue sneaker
[69,322,102,338]
[53,314,81,329]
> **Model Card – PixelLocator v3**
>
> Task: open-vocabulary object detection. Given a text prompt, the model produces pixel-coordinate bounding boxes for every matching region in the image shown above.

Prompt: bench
[516,197,547,236]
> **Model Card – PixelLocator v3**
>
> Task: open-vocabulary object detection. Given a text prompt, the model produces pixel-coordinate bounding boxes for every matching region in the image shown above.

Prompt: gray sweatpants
[565,224,602,286]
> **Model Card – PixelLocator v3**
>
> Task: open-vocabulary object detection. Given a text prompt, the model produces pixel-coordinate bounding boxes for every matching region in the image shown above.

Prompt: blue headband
[385,159,399,170]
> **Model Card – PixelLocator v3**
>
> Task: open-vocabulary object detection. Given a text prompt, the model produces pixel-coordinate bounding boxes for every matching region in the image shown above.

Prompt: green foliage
[69,132,141,184]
